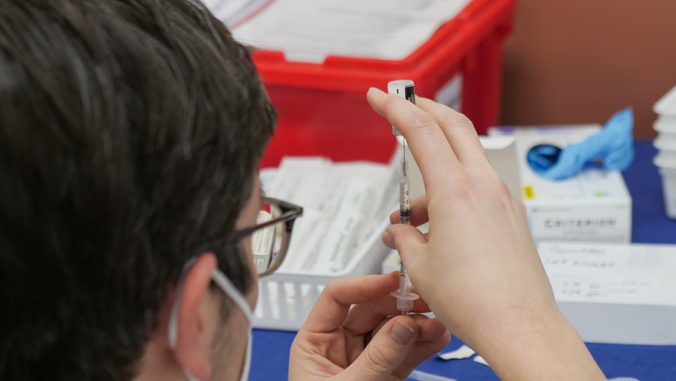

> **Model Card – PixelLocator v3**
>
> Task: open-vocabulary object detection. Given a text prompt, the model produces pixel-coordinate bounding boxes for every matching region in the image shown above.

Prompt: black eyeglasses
[225,197,303,278]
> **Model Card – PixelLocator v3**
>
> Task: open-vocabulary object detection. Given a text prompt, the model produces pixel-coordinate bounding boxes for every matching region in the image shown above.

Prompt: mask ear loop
[168,258,200,381]
[210,268,253,322]
[211,267,254,381]
[168,256,254,381]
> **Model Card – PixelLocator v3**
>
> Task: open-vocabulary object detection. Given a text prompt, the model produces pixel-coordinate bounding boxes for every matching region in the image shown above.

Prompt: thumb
[339,317,419,381]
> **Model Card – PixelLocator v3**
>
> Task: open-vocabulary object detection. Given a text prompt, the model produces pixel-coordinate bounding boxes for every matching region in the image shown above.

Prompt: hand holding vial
[366,87,606,381]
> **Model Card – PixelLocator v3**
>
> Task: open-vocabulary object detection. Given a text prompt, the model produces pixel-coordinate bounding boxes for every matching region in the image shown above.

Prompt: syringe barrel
[399,175,411,225]
[389,79,419,316]
[387,80,416,136]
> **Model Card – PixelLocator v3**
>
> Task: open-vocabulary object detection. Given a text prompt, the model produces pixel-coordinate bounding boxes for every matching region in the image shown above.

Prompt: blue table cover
[250,140,676,381]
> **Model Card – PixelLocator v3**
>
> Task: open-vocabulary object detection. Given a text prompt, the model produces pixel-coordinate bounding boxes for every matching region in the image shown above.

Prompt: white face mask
[168,259,253,381]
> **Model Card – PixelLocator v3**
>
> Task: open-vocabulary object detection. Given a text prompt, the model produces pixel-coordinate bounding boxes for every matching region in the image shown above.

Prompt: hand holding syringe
[387,80,420,315]
[367,85,604,381]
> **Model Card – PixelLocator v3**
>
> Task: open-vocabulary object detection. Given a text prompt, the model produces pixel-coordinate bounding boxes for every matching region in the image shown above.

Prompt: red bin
[251,0,517,167]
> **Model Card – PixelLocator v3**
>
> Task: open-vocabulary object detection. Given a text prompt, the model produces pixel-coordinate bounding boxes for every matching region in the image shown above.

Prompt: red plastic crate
[253,0,517,168]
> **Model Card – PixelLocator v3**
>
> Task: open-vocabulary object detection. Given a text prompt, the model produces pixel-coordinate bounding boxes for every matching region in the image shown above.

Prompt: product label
[543,218,617,229]
[405,85,416,105]
[528,204,630,243]
[538,242,662,303]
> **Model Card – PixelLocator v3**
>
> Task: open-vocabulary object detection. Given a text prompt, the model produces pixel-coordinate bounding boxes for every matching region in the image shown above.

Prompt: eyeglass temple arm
[228,207,303,243]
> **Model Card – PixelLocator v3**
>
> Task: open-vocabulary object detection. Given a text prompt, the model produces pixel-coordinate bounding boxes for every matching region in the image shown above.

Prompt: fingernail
[390,320,415,346]
[368,87,385,95]
[381,230,395,248]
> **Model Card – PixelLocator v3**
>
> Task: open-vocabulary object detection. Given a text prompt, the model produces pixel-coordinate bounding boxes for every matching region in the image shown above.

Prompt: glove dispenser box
[489,126,632,244]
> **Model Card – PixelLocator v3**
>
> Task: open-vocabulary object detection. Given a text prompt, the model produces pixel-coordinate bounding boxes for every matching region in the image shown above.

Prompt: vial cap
[387,80,416,136]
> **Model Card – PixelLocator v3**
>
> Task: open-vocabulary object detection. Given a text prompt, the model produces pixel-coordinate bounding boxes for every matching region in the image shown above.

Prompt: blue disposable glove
[536,108,634,181]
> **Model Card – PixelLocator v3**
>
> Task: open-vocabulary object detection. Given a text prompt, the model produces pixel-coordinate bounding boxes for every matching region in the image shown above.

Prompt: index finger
[367,88,460,188]
[301,272,400,333]
[416,97,491,169]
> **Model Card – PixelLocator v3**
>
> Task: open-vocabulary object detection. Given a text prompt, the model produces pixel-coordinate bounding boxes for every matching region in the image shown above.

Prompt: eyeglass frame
[211,197,303,278]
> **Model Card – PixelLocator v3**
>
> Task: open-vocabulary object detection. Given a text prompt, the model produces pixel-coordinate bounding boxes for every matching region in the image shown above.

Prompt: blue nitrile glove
[539,108,635,180]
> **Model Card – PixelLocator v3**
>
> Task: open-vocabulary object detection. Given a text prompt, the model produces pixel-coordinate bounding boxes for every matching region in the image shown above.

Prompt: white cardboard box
[489,126,632,244]
[402,135,521,200]
[539,242,676,345]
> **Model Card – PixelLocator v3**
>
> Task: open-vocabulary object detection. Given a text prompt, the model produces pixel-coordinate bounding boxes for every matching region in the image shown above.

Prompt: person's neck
[134,339,186,381]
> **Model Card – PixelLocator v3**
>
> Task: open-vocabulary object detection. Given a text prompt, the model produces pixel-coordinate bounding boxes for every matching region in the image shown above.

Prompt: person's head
[0,0,275,380]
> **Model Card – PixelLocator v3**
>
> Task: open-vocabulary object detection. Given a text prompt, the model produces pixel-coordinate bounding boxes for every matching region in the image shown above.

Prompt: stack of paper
[229,0,473,62]
[261,156,399,274]
[202,0,272,27]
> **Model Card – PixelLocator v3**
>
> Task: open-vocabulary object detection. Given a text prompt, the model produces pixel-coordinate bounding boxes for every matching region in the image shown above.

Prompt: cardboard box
[539,242,676,345]
[489,126,632,244]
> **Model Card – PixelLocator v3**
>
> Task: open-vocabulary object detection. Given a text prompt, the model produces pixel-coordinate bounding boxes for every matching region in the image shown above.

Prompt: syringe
[387,80,420,316]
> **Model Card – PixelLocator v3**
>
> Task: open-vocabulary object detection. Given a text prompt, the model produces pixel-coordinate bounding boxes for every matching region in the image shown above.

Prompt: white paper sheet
[473,355,489,366]
[438,345,476,360]
[231,0,473,62]
[408,370,457,381]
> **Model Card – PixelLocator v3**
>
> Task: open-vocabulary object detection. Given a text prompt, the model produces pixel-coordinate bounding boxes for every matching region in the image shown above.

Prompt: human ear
[172,254,218,380]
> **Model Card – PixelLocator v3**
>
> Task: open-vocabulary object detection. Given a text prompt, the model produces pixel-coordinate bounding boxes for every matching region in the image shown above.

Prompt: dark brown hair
[0,0,275,379]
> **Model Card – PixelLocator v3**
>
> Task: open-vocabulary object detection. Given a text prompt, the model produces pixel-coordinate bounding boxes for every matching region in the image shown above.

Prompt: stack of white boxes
[653,85,676,219]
